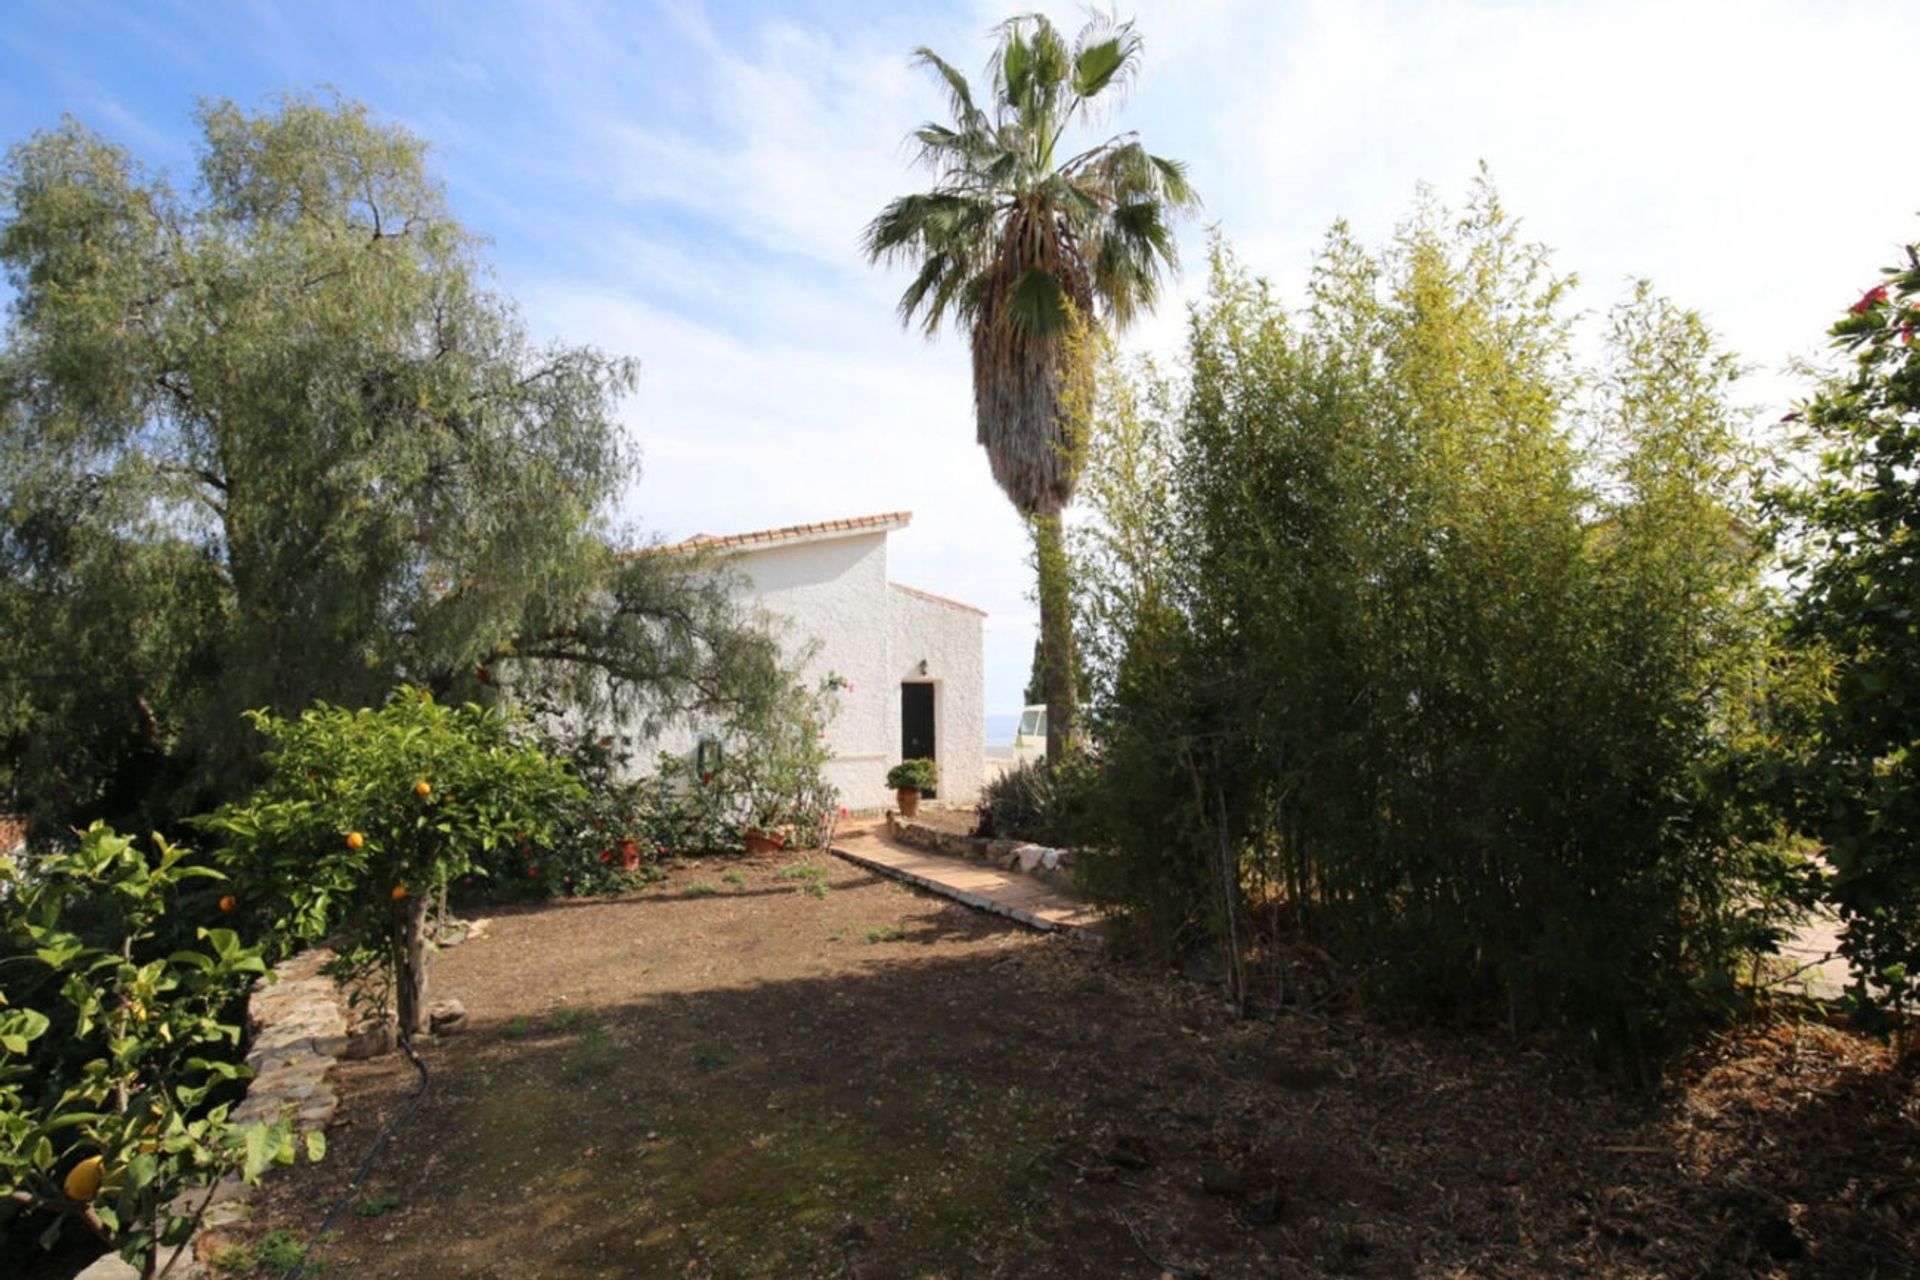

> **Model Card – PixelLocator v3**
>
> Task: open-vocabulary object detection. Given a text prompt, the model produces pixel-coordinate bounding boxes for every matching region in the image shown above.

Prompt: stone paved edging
[171,948,347,1275]
[885,814,1078,891]
[832,827,1103,936]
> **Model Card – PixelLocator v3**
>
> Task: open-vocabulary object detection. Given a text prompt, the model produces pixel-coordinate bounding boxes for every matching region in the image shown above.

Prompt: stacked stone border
[883,813,1077,892]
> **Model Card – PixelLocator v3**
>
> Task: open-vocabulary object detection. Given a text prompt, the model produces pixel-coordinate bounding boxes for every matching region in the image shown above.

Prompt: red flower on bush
[527,865,539,878]
[598,848,612,864]
[1851,284,1890,315]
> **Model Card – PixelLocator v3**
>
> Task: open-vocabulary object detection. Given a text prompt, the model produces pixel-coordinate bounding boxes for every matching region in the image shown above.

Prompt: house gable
[639,511,985,809]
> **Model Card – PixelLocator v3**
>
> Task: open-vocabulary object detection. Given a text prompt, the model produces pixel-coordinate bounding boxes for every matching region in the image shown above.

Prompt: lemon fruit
[64,1155,104,1202]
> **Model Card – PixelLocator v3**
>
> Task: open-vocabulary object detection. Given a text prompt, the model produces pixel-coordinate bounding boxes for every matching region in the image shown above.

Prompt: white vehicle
[1011,704,1048,767]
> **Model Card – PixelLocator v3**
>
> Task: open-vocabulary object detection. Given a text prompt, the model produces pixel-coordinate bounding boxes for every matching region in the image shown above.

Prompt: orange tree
[1,825,318,1277]
[202,690,582,1037]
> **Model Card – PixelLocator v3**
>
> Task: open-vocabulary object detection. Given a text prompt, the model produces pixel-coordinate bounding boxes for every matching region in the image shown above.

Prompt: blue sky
[5,0,1918,715]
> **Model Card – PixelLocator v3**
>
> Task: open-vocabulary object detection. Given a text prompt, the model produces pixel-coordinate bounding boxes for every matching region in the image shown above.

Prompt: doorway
[900,682,936,799]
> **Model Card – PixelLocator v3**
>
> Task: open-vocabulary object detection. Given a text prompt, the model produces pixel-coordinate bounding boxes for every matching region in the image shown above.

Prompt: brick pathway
[830,823,1102,935]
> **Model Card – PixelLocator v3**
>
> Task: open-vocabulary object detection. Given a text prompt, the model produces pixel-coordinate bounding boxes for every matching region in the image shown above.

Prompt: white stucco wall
[887,584,986,807]
[733,532,893,808]
[639,526,985,812]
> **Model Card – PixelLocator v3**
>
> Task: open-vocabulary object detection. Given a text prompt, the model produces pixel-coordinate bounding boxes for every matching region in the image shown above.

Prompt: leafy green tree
[1773,240,1920,1030]
[202,691,583,1038]
[0,93,786,836]
[1,825,319,1277]
[864,14,1198,764]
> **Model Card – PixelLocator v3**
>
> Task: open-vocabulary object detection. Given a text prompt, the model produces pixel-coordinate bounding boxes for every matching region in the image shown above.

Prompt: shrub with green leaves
[1070,181,1791,1073]
[202,690,582,1036]
[978,756,1099,847]
[459,730,669,902]
[0,825,321,1278]
[1771,239,1920,1031]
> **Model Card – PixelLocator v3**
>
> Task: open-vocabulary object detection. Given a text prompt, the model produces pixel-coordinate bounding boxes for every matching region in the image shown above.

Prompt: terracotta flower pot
[744,828,787,856]
[896,787,921,819]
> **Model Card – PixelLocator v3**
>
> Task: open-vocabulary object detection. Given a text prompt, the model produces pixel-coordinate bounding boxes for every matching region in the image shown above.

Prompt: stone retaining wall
[884,814,1077,892]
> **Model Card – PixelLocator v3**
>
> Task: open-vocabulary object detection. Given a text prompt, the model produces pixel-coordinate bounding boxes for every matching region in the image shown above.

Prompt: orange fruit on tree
[346,831,365,850]
[391,884,409,901]
[414,780,432,797]
[218,894,237,913]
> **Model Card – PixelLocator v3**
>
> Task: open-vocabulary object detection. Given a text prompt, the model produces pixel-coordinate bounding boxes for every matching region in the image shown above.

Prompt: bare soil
[223,844,1918,1279]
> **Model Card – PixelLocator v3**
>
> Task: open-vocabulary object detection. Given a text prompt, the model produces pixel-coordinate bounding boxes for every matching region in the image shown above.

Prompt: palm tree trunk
[1032,513,1078,766]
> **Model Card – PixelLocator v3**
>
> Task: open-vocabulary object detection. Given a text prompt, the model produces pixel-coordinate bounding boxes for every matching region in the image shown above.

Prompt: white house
[652,512,985,812]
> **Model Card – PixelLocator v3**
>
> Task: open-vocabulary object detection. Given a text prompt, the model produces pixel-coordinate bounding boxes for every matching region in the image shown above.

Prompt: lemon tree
[0,825,317,1277]
[204,690,582,1036]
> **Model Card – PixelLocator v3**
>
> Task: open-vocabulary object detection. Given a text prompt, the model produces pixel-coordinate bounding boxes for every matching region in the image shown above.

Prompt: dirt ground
[223,841,1919,1279]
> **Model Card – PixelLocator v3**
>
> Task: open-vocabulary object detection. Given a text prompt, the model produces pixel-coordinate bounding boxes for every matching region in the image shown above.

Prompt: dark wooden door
[900,682,936,798]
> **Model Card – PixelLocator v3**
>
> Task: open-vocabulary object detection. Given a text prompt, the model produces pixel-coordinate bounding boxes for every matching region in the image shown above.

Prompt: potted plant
[743,822,788,856]
[887,758,939,818]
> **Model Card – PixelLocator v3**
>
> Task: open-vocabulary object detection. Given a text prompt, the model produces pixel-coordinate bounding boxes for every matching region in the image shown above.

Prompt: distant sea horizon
[984,711,1020,746]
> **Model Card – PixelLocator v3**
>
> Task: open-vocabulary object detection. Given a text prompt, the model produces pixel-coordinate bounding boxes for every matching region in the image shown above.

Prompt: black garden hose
[289,1032,432,1277]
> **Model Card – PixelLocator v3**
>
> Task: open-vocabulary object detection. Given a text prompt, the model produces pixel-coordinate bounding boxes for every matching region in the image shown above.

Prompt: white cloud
[494,0,1919,715]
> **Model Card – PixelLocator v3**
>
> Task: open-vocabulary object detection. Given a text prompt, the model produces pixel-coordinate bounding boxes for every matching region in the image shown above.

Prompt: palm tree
[865,12,1197,764]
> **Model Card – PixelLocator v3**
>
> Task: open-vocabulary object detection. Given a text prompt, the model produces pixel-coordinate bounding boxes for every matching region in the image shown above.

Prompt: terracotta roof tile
[650,511,912,556]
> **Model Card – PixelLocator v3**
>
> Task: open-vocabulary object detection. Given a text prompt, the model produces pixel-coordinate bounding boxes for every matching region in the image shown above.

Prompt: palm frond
[873,15,1197,512]
[897,250,966,334]
[1090,200,1175,327]
[1070,16,1141,100]
[862,191,993,265]
[1148,153,1201,211]
[910,47,982,129]
[1007,266,1071,339]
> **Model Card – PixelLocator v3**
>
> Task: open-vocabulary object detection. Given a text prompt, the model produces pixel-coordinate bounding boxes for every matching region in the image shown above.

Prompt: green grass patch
[212,1228,327,1277]
[355,1192,401,1219]
[775,862,831,900]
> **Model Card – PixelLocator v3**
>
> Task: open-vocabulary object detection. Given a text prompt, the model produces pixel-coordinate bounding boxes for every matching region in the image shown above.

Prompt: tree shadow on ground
[234,872,1918,1280]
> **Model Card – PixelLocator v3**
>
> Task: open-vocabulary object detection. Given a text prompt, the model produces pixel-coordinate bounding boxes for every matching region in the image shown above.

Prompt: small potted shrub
[886,758,939,818]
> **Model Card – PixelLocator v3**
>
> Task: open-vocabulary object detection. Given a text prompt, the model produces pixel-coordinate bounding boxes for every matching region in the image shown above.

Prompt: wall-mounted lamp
[917,659,929,676]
